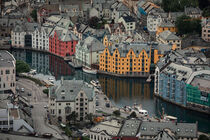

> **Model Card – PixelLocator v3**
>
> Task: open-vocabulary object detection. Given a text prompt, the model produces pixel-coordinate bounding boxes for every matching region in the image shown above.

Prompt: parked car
[21,88,24,92]
[27,93,32,96]
[42,133,53,138]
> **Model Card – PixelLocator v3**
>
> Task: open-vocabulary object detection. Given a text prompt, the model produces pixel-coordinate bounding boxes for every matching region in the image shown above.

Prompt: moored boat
[82,67,97,74]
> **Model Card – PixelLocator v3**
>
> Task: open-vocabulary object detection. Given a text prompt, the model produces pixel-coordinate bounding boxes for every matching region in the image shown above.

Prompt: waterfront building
[156,30,181,49]
[89,119,122,140]
[49,79,96,123]
[99,42,173,76]
[75,36,104,67]
[11,22,39,48]
[154,49,210,113]
[0,51,16,94]
[202,22,210,42]
[118,14,136,32]
[49,26,78,57]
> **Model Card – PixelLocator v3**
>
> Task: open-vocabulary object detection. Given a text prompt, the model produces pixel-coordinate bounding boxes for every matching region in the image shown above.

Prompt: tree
[202,6,210,17]
[66,111,78,124]
[198,135,209,140]
[30,9,37,22]
[16,60,30,74]
[43,89,49,95]
[175,15,201,35]
[88,16,99,29]
[129,111,137,118]
[113,110,121,117]
[85,113,93,123]
[198,0,210,10]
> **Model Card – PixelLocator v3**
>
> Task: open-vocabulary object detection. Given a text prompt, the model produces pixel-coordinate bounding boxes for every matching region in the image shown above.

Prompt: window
[59,103,61,106]
[58,109,61,114]
[6,70,10,74]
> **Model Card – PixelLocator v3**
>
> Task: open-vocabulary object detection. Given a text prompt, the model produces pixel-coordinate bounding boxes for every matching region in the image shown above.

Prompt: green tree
[129,111,137,118]
[198,135,209,140]
[88,16,99,29]
[43,89,49,95]
[85,113,93,123]
[16,60,30,74]
[30,9,37,22]
[175,15,201,35]
[113,110,121,117]
[66,111,78,124]
[202,6,210,17]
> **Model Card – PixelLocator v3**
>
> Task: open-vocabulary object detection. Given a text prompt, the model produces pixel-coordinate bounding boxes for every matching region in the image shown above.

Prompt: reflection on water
[11,49,210,133]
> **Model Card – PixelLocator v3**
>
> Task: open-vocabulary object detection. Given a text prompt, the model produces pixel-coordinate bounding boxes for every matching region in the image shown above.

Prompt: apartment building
[0,51,16,94]
[118,14,136,32]
[49,79,95,123]
[202,22,210,42]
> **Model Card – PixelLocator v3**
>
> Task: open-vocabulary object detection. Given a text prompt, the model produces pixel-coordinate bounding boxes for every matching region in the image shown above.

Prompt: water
[11,49,210,133]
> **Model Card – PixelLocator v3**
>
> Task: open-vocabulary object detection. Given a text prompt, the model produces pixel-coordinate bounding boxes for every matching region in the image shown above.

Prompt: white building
[75,36,104,67]
[89,119,122,140]
[0,51,16,94]
[118,14,136,32]
[49,79,96,123]
[147,10,163,32]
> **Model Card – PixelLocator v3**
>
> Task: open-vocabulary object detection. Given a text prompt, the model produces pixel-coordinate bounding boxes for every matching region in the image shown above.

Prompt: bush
[113,110,121,117]
[43,89,49,95]
[30,9,37,22]
[16,60,30,74]
[65,127,72,137]
[198,135,209,140]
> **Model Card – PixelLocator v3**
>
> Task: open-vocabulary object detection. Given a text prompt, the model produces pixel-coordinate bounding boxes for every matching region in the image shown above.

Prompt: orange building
[156,20,177,35]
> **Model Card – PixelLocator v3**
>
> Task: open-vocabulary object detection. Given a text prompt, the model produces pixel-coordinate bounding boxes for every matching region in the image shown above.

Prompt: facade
[156,30,181,49]
[49,27,78,57]
[49,79,96,123]
[89,119,121,140]
[99,42,173,76]
[202,22,210,42]
[118,14,136,32]
[154,49,210,113]
[0,51,16,94]
[75,36,104,67]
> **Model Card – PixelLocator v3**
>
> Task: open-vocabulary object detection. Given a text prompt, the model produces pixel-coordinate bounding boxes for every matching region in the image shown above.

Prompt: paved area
[17,78,68,140]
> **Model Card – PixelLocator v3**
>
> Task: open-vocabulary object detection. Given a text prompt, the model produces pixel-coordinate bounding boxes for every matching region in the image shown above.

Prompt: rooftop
[0,51,15,67]
[159,30,180,40]
[120,14,135,22]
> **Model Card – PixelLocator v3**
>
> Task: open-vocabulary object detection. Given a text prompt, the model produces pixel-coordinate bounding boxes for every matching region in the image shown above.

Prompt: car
[106,103,110,108]
[21,88,24,92]
[44,105,48,109]
[27,93,32,96]
[29,105,34,108]
[42,133,53,138]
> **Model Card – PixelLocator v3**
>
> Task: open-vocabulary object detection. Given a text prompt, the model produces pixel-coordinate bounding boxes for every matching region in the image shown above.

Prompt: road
[17,78,68,140]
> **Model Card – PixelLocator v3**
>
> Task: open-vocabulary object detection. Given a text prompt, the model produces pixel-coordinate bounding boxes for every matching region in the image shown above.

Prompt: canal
[11,49,210,133]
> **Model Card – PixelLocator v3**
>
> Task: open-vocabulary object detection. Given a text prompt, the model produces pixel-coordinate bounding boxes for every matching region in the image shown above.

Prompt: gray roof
[118,118,142,137]
[160,20,174,28]
[185,7,202,15]
[139,121,197,138]
[159,30,180,40]
[121,14,135,22]
[78,36,104,52]
[0,51,15,67]
[50,80,94,102]
[13,22,40,33]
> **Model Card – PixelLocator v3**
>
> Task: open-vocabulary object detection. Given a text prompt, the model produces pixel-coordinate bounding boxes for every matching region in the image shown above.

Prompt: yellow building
[156,21,177,35]
[99,42,173,76]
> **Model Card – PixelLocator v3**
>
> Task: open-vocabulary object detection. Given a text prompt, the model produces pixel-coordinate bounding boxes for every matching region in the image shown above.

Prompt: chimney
[61,76,64,85]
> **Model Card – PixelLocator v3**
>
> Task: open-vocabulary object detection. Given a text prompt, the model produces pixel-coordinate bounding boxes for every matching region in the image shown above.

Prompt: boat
[83,67,97,74]
[132,104,148,116]
[164,115,177,122]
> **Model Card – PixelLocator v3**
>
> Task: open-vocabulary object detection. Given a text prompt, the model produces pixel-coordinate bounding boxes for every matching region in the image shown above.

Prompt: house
[0,51,16,94]
[202,22,210,42]
[0,18,19,38]
[156,30,181,49]
[105,23,126,35]
[49,26,78,57]
[154,49,210,113]
[73,23,95,40]
[89,7,100,18]
[75,36,104,67]
[156,20,177,35]
[118,14,136,32]
[49,79,96,123]
[184,7,202,19]
[99,42,173,76]
[89,119,122,140]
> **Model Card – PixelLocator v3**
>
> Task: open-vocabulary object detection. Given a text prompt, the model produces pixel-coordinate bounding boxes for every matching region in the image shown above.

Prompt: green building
[186,84,210,107]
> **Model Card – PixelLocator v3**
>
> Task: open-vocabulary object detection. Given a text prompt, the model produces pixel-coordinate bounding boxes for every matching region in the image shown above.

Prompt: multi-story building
[184,7,202,19]
[202,22,210,42]
[104,23,126,36]
[156,30,181,49]
[75,36,104,67]
[154,49,210,113]
[99,42,173,76]
[90,119,122,140]
[118,14,136,32]
[156,20,177,35]
[49,79,96,123]
[49,26,78,57]
[0,51,16,94]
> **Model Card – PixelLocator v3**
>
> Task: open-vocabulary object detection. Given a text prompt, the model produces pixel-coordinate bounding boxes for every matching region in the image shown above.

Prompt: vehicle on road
[106,103,110,108]
[82,133,88,137]
[21,88,24,92]
[27,93,32,96]
[29,105,34,108]
[44,105,48,109]
[42,133,53,138]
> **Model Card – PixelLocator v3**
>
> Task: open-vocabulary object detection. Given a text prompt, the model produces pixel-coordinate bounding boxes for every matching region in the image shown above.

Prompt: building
[99,42,173,76]
[0,51,16,94]
[0,18,19,38]
[154,49,210,113]
[11,22,39,48]
[49,26,78,57]
[75,36,104,67]
[202,22,210,42]
[156,20,177,35]
[156,30,181,49]
[153,130,176,140]
[184,7,202,19]
[104,23,126,36]
[73,23,95,40]
[49,79,96,123]
[118,14,136,32]
[89,119,122,140]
